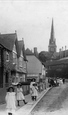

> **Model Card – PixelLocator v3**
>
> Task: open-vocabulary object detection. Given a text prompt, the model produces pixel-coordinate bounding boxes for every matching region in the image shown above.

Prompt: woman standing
[16,84,27,106]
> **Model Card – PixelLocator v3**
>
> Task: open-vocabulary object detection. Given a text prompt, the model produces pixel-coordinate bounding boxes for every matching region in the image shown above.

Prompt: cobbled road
[30,83,68,115]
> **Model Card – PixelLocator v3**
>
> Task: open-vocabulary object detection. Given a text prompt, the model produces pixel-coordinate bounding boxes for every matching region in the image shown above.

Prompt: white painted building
[26,48,45,82]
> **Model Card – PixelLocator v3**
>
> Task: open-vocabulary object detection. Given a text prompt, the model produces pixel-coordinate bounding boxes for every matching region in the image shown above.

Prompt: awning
[12,82,30,86]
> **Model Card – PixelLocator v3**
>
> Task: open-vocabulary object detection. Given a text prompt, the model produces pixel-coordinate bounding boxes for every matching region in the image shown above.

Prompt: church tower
[48,19,57,53]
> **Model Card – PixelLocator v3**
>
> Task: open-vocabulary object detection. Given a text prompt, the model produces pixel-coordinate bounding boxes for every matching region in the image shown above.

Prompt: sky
[0,0,68,52]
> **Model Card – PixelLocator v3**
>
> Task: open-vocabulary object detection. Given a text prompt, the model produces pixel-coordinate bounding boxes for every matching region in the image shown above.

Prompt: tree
[39,51,53,62]
[38,51,47,62]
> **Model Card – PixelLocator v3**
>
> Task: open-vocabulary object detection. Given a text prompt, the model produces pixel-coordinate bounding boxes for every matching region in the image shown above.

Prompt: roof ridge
[0,33,16,36]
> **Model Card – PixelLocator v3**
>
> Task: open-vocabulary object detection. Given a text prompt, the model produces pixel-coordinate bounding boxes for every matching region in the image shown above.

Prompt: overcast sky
[0,0,68,52]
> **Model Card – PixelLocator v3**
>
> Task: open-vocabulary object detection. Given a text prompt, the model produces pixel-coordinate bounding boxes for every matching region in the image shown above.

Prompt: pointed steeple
[50,18,54,41]
[48,19,57,53]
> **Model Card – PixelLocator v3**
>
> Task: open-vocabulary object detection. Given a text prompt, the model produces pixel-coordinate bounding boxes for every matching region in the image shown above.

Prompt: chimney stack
[65,46,66,50]
[15,30,17,33]
[62,47,63,51]
[34,47,37,53]
[59,48,61,59]
[34,47,38,57]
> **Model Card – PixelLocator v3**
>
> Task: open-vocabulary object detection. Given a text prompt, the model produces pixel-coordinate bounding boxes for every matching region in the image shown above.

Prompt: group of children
[5,79,38,115]
[5,84,27,115]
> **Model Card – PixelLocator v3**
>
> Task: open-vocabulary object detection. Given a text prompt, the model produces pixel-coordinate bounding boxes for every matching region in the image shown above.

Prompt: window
[6,51,9,62]
[19,51,23,68]
[5,72,9,87]
[13,44,17,64]
[19,57,23,67]
[13,52,17,64]
[22,75,25,82]
[5,72,9,83]
[23,63,26,69]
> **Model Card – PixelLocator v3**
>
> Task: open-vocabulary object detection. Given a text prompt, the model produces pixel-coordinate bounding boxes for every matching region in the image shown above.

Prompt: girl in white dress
[16,84,27,106]
[5,86,16,115]
[32,83,38,101]
[30,79,36,100]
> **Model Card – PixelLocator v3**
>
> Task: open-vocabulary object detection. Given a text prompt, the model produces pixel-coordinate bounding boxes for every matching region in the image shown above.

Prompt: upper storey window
[6,51,9,62]
[19,51,23,67]
[13,44,17,64]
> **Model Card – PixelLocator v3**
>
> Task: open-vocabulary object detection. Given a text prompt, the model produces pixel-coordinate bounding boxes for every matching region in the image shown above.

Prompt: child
[16,84,27,106]
[30,79,36,101]
[32,83,38,101]
[5,86,16,115]
[30,79,36,89]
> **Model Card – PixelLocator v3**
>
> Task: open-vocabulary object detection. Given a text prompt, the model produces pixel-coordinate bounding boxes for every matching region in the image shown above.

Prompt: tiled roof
[0,33,19,57]
[53,52,59,57]
[25,48,34,55]
[0,33,17,51]
[44,58,68,67]
[59,57,68,60]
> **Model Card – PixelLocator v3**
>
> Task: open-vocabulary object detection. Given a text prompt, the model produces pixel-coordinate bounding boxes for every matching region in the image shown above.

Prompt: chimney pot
[15,30,17,33]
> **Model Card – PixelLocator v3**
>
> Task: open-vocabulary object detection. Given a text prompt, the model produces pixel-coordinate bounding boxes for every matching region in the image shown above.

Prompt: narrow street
[30,83,68,115]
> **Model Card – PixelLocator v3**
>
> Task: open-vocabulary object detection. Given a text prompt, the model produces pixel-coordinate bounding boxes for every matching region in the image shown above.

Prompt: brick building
[0,32,28,103]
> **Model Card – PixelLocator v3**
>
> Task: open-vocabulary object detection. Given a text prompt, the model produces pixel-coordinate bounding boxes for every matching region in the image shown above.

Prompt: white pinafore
[16,88,25,100]
[5,92,16,110]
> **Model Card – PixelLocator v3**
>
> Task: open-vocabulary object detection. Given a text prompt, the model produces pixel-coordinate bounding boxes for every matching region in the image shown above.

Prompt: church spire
[48,19,57,53]
[50,18,54,41]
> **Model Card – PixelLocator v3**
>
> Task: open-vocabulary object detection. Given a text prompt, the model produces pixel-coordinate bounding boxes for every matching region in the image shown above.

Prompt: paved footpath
[0,87,50,115]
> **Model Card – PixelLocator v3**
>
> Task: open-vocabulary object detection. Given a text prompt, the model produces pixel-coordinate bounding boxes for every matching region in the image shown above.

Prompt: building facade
[0,32,27,103]
[25,48,45,83]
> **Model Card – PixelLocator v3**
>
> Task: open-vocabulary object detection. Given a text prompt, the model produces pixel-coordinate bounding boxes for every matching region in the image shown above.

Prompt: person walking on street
[16,84,27,106]
[30,79,36,89]
[30,79,36,101]
[5,86,16,115]
[31,83,38,101]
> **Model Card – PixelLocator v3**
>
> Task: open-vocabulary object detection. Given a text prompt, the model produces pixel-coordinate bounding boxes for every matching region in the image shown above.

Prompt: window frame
[6,51,9,62]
